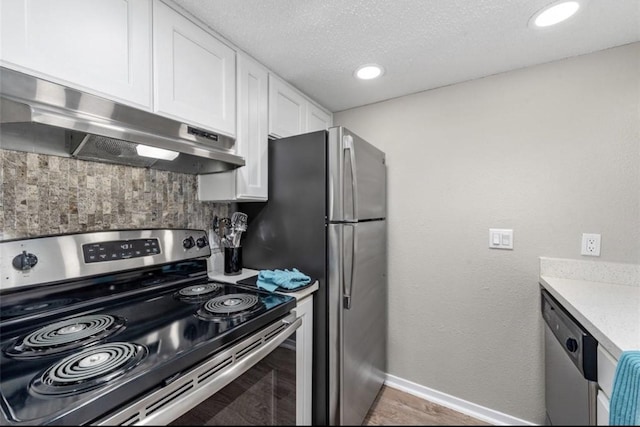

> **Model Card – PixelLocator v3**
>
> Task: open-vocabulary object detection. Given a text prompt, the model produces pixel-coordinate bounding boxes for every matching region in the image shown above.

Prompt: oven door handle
[95,314,302,426]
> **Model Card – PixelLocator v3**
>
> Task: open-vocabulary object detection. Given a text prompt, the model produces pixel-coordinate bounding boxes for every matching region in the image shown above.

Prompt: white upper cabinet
[269,74,307,138]
[0,0,152,109]
[198,52,268,202]
[307,101,333,132]
[269,74,332,138]
[153,0,236,137]
[235,53,269,199]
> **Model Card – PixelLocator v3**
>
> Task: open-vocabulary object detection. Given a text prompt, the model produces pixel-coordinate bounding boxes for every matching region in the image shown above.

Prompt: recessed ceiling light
[530,1,580,27]
[354,64,384,80]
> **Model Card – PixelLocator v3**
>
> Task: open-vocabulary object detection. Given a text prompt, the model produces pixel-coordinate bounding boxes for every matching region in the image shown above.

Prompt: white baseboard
[384,374,537,426]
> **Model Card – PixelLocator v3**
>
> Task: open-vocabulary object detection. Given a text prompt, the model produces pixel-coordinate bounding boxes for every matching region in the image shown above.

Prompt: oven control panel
[82,239,160,263]
[1,229,211,290]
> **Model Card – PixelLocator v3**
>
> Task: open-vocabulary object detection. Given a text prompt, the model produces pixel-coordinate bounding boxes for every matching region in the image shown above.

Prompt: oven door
[97,313,301,426]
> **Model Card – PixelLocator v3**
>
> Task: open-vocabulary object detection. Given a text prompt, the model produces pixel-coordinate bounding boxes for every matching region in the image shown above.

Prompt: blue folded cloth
[257,268,311,292]
[610,351,640,426]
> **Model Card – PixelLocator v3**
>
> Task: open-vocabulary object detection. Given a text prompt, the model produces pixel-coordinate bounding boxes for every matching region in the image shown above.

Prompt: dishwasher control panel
[541,288,597,381]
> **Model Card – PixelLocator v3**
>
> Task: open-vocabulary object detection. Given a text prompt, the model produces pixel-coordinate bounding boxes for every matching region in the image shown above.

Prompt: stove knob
[566,338,578,353]
[196,237,208,248]
[12,251,38,271]
[182,237,195,249]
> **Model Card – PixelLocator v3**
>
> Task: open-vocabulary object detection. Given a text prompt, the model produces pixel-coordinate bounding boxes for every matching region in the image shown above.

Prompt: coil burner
[196,293,265,321]
[175,283,222,302]
[5,314,125,358]
[31,342,147,396]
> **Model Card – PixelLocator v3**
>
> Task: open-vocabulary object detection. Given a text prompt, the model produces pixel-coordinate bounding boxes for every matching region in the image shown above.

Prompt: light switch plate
[489,228,514,250]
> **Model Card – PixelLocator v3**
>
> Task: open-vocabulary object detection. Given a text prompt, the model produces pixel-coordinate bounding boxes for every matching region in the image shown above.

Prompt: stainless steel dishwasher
[541,288,598,425]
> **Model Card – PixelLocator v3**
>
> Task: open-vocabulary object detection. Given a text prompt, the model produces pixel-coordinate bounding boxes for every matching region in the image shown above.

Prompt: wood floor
[363,386,491,426]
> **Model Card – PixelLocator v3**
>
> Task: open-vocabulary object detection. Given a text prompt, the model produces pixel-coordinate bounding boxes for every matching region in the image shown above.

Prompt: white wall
[334,42,640,423]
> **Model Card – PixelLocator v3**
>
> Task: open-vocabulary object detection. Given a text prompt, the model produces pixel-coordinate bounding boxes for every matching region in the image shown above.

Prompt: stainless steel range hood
[0,67,244,174]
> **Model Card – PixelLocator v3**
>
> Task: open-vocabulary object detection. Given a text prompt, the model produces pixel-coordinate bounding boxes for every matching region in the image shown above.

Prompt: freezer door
[328,221,387,425]
[328,127,386,222]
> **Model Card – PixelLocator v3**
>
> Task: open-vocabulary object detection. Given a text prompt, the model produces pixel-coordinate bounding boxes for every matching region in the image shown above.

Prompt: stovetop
[0,230,296,426]
[0,276,295,425]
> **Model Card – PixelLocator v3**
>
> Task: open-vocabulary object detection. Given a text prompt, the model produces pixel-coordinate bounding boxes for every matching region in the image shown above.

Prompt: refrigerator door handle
[344,135,359,220]
[343,224,357,309]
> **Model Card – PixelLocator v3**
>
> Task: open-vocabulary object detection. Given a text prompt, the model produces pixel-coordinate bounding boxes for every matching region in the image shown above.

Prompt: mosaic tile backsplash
[0,149,228,240]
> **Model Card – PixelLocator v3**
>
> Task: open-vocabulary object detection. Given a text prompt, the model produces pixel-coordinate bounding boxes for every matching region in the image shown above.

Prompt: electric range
[0,229,297,425]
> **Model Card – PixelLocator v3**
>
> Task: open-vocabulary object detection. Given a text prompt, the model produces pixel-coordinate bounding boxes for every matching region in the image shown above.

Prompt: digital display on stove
[82,239,160,263]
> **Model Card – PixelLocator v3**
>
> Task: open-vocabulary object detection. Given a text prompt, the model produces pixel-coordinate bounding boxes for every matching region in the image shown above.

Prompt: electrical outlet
[581,233,601,256]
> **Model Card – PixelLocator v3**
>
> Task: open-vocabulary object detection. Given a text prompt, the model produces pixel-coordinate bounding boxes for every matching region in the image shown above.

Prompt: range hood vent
[0,67,244,174]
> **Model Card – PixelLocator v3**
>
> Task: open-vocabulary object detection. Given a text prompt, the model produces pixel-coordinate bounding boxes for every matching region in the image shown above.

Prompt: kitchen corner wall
[0,149,228,240]
[334,42,640,423]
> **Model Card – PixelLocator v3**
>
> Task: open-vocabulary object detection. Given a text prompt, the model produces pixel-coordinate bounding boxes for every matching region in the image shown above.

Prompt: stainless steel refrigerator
[242,126,387,425]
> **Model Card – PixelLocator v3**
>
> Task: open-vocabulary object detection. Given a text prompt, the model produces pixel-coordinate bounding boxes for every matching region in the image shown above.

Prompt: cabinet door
[197,53,267,202]
[597,344,617,399]
[307,102,332,132]
[269,74,307,138]
[236,53,268,200]
[597,390,610,425]
[295,295,313,426]
[153,0,236,137]
[0,0,152,109]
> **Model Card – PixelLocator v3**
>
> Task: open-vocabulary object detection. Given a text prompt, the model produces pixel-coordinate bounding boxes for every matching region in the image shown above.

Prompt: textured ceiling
[171,0,640,112]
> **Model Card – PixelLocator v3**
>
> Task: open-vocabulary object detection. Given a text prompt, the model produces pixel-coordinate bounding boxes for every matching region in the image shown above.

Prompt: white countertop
[539,275,640,360]
[209,268,319,301]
